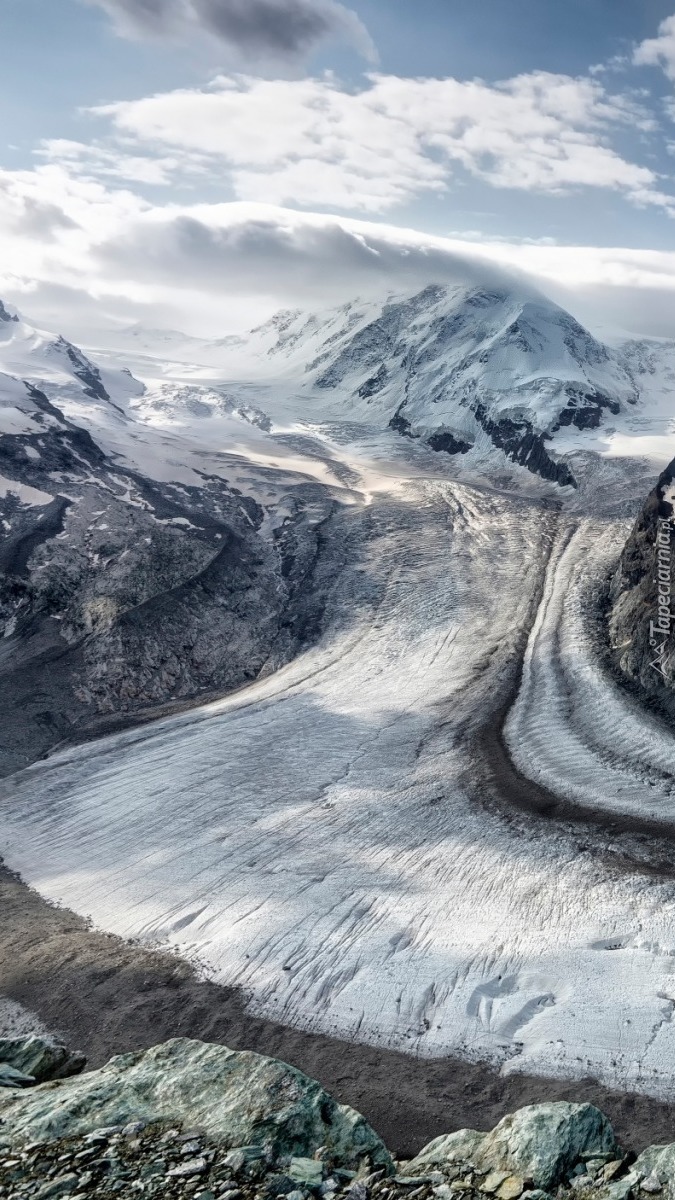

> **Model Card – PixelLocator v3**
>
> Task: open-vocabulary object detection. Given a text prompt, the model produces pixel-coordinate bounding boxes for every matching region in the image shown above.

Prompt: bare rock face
[403,1103,617,1191]
[0,1036,86,1087]
[0,1038,392,1171]
[608,456,675,710]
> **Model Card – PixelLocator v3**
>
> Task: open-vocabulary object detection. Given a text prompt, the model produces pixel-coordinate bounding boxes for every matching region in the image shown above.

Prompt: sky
[3,0,675,337]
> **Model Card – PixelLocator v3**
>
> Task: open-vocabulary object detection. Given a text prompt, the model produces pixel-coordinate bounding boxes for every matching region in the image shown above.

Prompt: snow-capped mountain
[84,282,673,492]
[0,280,674,775]
[245,283,640,489]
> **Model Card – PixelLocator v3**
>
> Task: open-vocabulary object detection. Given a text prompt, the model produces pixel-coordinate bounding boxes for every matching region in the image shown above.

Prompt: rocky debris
[0,1039,392,1172]
[0,1117,370,1200]
[0,1038,86,1087]
[608,455,675,708]
[0,1040,674,1200]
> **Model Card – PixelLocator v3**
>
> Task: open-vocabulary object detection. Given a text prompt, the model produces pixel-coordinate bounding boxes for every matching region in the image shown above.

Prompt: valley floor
[2,478,675,1101]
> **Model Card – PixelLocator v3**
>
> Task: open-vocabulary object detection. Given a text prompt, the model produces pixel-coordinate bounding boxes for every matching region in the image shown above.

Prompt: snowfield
[1,285,675,1098]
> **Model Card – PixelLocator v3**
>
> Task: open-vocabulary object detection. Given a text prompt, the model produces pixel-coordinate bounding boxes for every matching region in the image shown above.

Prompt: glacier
[1,283,675,1099]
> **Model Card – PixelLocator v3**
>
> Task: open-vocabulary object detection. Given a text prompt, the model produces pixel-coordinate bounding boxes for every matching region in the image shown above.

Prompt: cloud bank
[3,169,675,340]
[635,13,675,80]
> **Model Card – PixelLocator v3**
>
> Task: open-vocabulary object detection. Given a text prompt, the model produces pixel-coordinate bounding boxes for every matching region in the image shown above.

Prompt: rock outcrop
[0,1035,85,1087]
[403,1104,617,1191]
[2,1036,675,1200]
[0,1038,391,1172]
[608,456,675,710]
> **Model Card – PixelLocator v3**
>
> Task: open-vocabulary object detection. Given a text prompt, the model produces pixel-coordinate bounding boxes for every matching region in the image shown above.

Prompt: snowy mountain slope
[232,285,636,481]
[0,301,366,775]
[85,283,675,492]
[0,299,143,422]
[0,282,672,778]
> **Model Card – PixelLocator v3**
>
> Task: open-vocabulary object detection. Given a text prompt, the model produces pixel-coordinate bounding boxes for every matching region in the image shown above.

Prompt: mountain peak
[0,300,19,324]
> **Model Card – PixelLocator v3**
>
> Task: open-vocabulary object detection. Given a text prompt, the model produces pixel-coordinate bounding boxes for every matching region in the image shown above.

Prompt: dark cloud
[93,208,675,338]
[194,0,334,55]
[88,0,374,61]
[95,209,539,303]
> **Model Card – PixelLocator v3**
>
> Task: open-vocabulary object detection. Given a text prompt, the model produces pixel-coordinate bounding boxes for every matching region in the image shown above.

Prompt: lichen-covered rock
[0,1035,86,1084]
[473,1104,617,1190]
[0,1038,392,1172]
[633,1144,675,1195]
[405,1104,617,1191]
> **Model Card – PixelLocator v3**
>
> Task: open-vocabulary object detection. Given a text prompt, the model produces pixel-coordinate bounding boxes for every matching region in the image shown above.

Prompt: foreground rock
[403,1103,619,1191]
[2,1038,675,1199]
[0,1039,391,1172]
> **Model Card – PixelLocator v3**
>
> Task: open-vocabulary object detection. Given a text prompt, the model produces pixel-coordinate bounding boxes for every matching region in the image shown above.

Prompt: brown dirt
[2,861,675,1160]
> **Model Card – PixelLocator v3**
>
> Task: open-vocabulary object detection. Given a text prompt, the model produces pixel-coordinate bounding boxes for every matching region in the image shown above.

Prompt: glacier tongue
[2,478,675,1099]
[2,284,675,1101]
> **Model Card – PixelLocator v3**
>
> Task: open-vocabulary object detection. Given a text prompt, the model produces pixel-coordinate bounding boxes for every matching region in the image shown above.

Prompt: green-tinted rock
[401,1129,486,1174]
[0,1037,86,1084]
[289,1157,324,1186]
[473,1103,617,1190]
[633,1144,675,1195]
[408,1105,617,1191]
[0,1038,392,1172]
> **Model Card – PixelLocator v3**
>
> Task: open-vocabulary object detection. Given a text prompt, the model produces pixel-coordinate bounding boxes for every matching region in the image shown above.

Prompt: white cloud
[84,0,376,63]
[77,70,670,215]
[635,14,675,80]
[3,158,675,340]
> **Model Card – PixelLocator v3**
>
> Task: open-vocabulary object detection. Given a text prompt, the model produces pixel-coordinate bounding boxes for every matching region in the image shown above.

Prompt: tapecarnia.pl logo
[650,515,674,680]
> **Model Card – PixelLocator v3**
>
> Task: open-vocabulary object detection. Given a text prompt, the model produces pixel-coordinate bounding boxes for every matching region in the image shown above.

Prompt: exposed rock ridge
[0,376,367,774]
[2,1037,675,1199]
[608,455,675,710]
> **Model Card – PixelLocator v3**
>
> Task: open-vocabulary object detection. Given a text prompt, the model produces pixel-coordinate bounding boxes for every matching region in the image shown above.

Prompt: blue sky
[2,0,675,243]
[3,0,675,336]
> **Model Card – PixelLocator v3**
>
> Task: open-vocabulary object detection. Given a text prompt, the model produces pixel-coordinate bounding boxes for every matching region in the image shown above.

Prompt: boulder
[0,1036,86,1085]
[405,1104,617,1191]
[0,1038,392,1172]
[473,1104,617,1190]
[633,1144,675,1195]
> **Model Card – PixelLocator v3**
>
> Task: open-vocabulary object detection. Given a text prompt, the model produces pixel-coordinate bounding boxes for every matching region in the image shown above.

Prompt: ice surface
[2,289,675,1100]
[3,482,675,1100]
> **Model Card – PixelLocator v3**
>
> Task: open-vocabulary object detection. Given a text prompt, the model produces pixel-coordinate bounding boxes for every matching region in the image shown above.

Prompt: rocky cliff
[608,456,675,713]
